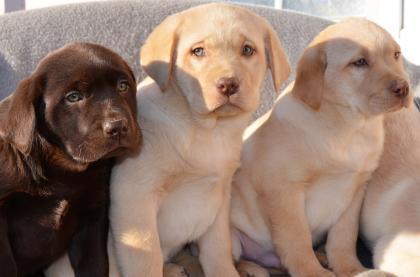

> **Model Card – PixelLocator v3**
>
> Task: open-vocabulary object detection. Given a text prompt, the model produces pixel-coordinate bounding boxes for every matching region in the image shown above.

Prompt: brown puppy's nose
[216,77,240,96]
[390,80,409,98]
[103,119,128,137]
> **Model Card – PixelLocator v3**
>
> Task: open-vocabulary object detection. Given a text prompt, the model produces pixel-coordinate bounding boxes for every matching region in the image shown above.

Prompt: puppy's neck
[38,136,89,173]
[279,93,384,135]
[320,96,384,128]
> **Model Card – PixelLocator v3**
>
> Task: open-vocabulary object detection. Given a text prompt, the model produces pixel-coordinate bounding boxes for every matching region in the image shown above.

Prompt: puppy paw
[237,260,269,277]
[353,269,397,277]
[335,266,369,277]
[318,269,336,277]
[164,263,189,277]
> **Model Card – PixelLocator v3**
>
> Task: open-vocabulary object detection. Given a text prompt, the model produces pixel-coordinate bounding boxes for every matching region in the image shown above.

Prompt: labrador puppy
[230,18,412,277]
[109,3,290,277]
[0,42,141,276]
[361,92,420,277]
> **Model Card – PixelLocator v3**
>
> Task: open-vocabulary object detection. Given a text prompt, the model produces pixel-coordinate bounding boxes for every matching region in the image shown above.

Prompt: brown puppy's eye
[192,47,205,57]
[394,51,401,59]
[117,80,129,92]
[65,91,84,103]
[242,45,255,56]
[352,58,368,67]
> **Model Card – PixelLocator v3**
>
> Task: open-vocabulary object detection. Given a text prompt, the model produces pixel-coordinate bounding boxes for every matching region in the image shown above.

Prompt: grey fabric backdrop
[0,0,419,118]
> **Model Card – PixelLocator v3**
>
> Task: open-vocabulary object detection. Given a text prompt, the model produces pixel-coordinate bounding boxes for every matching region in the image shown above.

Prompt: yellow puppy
[230,18,411,277]
[361,91,420,277]
[109,3,289,277]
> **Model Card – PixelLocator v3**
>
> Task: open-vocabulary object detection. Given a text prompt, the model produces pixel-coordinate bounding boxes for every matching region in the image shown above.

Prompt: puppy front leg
[263,186,334,277]
[68,205,109,277]
[111,192,163,277]
[198,183,239,277]
[326,186,367,277]
[0,211,17,277]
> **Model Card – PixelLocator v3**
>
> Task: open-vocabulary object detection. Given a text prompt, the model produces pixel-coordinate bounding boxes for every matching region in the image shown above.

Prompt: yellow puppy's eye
[242,45,255,56]
[192,47,205,57]
[352,58,368,67]
[117,80,129,92]
[394,51,401,59]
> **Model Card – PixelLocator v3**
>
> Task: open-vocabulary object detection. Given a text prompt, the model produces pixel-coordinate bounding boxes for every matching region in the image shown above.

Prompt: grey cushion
[0,0,419,118]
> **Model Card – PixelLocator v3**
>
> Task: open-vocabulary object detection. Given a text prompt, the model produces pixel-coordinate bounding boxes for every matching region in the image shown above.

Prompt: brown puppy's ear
[292,44,326,110]
[123,60,136,85]
[264,22,291,92]
[0,76,42,155]
[140,14,181,92]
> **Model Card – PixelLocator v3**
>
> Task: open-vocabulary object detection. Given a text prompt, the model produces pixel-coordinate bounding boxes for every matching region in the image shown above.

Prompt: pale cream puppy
[110,3,289,277]
[361,88,420,277]
[230,18,412,277]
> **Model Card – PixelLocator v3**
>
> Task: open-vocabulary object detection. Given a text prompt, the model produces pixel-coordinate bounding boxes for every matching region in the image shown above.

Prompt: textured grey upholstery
[0,0,419,118]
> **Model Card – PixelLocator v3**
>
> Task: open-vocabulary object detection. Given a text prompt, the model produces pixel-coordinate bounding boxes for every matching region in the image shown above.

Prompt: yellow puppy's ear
[292,44,326,110]
[140,14,181,92]
[264,23,291,92]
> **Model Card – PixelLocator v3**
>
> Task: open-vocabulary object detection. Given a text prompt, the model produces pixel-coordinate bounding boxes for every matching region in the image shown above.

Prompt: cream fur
[361,95,420,277]
[230,18,411,277]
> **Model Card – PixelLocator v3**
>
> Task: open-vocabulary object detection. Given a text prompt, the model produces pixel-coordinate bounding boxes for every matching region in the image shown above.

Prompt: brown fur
[0,42,141,276]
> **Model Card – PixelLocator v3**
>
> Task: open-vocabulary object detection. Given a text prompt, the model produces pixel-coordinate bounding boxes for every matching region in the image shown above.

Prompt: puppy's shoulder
[136,77,161,103]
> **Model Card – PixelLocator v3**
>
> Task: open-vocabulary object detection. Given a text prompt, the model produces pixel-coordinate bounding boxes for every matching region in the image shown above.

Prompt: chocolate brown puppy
[0,42,141,276]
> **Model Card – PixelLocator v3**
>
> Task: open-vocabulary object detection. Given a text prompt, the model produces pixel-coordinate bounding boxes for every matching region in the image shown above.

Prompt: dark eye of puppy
[242,45,255,56]
[65,90,84,103]
[352,58,369,67]
[117,80,129,92]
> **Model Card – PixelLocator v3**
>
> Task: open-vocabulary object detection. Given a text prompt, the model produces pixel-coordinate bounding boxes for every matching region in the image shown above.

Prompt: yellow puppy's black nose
[216,77,240,96]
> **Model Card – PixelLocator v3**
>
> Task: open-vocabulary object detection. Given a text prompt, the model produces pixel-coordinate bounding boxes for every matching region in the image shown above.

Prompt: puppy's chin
[212,103,242,117]
[367,96,411,116]
[68,136,142,164]
[66,126,142,163]
[69,146,124,164]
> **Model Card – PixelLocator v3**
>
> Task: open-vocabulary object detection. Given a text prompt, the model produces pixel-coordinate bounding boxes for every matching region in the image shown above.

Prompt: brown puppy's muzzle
[216,77,240,97]
[102,113,141,151]
[103,119,129,138]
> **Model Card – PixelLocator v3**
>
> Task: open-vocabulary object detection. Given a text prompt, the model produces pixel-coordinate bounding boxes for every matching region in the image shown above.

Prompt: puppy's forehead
[320,18,399,58]
[32,47,133,92]
[178,4,264,45]
[38,44,128,76]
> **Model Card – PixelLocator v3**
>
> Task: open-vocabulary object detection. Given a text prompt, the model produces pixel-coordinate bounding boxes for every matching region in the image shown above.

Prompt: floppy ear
[292,44,326,110]
[140,14,181,92]
[264,23,291,92]
[0,76,42,155]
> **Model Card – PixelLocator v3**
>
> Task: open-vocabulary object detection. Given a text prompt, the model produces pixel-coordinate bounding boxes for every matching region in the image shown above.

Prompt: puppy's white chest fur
[158,173,224,259]
[156,120,242,259]
[304,118,384,243]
